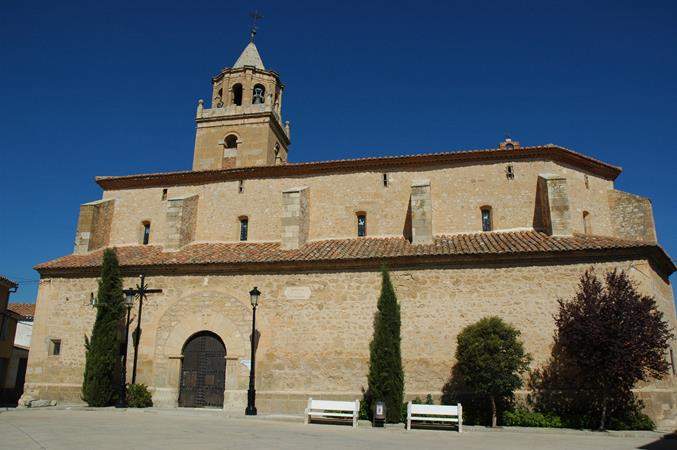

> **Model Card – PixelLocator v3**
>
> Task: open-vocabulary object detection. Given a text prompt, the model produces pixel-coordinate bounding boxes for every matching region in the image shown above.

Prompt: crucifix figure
[250,10,263,42]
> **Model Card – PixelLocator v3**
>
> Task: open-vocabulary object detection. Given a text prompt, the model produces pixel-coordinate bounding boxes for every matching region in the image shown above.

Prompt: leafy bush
[126,383,153,408]
[442,317,531,427]
[606,406,655,431]
[504,406,563,428]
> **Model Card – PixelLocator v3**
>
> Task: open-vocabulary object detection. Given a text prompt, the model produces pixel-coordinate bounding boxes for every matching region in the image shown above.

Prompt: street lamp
[116,290,135,408]
[245,287,260,416]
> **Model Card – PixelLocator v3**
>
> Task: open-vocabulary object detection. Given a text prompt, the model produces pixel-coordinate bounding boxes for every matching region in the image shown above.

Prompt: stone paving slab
[0,408,673,450]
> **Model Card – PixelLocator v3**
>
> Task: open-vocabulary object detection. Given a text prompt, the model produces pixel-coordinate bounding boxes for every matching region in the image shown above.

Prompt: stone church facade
[25,39,676,423]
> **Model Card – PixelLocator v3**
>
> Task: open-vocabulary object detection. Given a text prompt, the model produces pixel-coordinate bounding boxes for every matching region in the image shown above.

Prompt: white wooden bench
[304,398,360,428]
[406,402,462,432]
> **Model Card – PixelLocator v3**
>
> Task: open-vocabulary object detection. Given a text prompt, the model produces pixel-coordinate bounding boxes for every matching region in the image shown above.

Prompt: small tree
[82,249,125,406]
[454,317,531,427]
[367,266,404,423]
[544,269,672,430]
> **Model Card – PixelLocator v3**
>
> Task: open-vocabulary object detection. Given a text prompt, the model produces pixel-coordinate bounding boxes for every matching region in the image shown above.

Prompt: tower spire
[249,10,263,43]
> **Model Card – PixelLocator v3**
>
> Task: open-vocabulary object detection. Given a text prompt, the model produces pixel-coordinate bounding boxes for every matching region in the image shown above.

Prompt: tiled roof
[0,275,18,289]
[95,145,623,190]
[34,231,674,276]
[8,303,35,320]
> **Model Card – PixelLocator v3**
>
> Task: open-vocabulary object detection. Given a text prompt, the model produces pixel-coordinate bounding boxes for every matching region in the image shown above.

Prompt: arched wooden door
[178,331,226,408]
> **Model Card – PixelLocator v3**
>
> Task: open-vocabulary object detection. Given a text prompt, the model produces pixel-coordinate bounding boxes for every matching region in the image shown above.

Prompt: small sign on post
[372,400,386,427]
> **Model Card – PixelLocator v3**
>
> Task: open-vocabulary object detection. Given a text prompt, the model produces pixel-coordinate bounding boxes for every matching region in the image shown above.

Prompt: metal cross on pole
[126,274,162,385]
[249,10,263,42]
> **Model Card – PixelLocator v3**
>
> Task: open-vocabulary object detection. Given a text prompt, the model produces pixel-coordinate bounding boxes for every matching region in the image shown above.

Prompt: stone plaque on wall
[284,286,311,300]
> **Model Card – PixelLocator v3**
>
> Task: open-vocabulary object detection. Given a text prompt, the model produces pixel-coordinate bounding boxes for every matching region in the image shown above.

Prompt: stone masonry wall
[24,258,676,423]
[73,199,115,254]
[164,195,199,250]
[100,160,615,249]
[608,189,657,243]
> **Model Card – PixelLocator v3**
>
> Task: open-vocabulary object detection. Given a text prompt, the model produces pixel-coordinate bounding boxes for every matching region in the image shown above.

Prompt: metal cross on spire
[249,10,263,42]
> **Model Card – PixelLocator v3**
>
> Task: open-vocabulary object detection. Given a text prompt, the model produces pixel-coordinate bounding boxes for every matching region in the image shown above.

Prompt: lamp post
[116,291,135,408]
[245,287,260,416]
[124,275,162,385]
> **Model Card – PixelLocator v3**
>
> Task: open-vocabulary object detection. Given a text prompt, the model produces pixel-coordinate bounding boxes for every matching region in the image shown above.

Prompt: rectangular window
[481,208,492,232]
[383,173,389,187]
[238,180,244,194]
[142,222,151,245]
[584,175,590,189]
[505,165,514,180]
[240,218,248,241]
[161,188,168,200]
[357,214,367,237]
[49,339,61,356]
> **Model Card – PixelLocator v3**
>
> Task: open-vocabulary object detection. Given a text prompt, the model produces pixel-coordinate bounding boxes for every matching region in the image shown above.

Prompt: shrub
[126,383,153,408]
[82,249,124,407]
[531,269,672,430]
[504,406,563,428]
[366,267,404,423]
[442,317,531,427]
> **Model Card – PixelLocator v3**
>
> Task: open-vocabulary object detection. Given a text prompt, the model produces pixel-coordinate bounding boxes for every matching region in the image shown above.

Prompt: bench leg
[305,398,312,425]
[458,403,463,433]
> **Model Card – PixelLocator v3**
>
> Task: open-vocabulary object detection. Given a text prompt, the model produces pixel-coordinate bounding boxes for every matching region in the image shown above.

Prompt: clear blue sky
[1,0,675,302]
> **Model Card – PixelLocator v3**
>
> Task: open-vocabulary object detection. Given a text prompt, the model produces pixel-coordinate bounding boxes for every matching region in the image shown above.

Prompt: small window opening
[238,180,244,194]
[505,165,515,180]
[232,83,243,106]
[49,339,61,356]
[670,349,676,376]
[225,134,238,150]
[274,143,282,165]
[481,207,492,232]
[90,292,96,307]
[583,211,591,235]
[252,84,265,104]
[142,221,151,245]
[584,174,590,189]
[161,188,168,200]
[216,88,223,107]
[383,173,389,187]
[357,213,367,237]
[239,217,249,241]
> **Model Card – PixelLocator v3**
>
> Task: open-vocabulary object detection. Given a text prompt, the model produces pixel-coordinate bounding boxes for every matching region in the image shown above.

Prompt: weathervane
[250,10,263,42]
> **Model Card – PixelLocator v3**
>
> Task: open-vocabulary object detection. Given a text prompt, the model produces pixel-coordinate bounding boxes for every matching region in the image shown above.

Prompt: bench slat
[410,404,458,415]
[411,417,459,422]
[309,412,356,418]
[309,400,356,411]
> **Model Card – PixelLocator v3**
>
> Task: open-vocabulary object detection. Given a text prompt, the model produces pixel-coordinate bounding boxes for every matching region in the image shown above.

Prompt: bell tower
[192,31,291,170]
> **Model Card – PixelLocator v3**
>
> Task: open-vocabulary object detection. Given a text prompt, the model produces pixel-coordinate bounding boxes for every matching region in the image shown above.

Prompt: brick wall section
[281,187,309,250]
[536,174,572,236]
[164,195,199,251]
[608,190,657,243]
[410,180,432,244]
[73,199,115,254]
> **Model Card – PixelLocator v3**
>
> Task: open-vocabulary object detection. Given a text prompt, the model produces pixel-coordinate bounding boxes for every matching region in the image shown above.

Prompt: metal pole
[245,304,257,415]
[131,275,145,385]
[116,305,132,408]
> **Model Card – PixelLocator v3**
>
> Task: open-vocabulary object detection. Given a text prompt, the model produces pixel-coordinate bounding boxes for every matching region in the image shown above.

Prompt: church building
[25,37,676,424]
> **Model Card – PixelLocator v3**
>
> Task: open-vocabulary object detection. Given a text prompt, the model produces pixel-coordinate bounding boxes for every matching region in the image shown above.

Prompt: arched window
[142,221,151,245]
[232,83,243,106]
[225,134,238,149]
[239,216,249,241]
[216,88,223,107]
[480,206,492,232]
[357,213,367,237]
[583,211,591,235]
[252,84,265,104]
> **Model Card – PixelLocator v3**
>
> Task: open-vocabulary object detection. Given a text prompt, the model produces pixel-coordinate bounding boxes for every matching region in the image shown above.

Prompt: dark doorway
[178,331,225,408]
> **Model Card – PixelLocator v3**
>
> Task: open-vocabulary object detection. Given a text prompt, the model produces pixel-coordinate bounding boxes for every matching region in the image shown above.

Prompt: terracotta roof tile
[8,303,35,319]
[34,231,674,277]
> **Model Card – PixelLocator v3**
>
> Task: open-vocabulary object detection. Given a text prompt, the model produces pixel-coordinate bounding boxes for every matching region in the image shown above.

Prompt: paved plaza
[0,408,673,450]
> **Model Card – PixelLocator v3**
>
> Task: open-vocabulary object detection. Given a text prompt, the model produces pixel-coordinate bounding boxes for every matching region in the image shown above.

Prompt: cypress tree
[367,266,404,423]
[82,248,124,406]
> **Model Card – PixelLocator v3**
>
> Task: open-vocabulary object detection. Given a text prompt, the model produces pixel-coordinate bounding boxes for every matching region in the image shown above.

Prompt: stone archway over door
[178,331,226,408]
